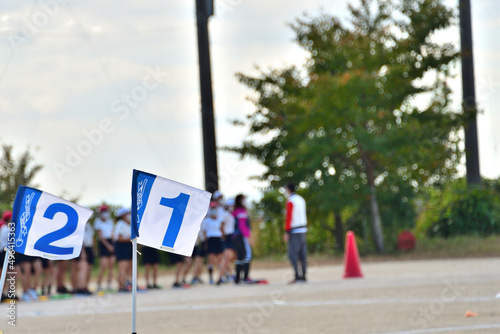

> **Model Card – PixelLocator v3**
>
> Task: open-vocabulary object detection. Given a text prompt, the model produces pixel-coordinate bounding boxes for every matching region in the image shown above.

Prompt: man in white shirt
[283,182,308,283]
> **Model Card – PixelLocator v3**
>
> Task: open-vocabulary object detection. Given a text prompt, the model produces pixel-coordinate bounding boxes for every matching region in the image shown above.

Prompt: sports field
[7,257,500,334]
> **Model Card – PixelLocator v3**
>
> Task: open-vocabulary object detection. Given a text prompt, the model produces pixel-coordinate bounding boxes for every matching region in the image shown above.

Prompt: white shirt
[197,227,206,242]
[201,216,223,238]
[220,208,235,235]
[94,217,114,239]
[0,225,8,250]
[113,220,131,241]
[82,223,94,247]
[288,193,308,234]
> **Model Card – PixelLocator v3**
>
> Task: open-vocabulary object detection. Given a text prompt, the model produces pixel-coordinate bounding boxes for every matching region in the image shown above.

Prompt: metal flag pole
[0,248,11,296]
[132,238,138,334]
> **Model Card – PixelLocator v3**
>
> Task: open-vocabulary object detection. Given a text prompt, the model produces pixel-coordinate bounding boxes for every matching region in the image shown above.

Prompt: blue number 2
[159,193,190,249]
[34,203,79,255]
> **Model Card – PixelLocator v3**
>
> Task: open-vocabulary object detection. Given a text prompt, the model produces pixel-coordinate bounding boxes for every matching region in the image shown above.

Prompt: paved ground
[2,257,500,334]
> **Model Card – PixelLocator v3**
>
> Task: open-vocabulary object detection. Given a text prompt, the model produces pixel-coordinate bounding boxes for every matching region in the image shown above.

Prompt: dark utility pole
[196,0,219,193]
[459,0,481,185]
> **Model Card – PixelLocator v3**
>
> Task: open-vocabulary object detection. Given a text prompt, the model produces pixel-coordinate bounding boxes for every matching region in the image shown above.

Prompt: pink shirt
[232,207,250,238]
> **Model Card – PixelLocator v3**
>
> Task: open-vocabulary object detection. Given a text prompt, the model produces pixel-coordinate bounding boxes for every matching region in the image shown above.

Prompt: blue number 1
[159,193,190,249]
[34,203,79,255]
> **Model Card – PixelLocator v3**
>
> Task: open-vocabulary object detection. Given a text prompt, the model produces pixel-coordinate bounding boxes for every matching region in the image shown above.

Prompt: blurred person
[70,257,80,293]
[73,221,95,295]
[180,257,193,285]
[94,205,115,291]
[40,259,55,296]
[219,198,236,282]
[0,211,9,264]
[189,228,207,285]
[170,253,191,288]
[17,254,42,301]
[283,182,308,283]
[55,260,71,294]
[232,194,253,284]
[113,208,132,292]
[201,202,224,284]
[0,211,17,301]
[142,246,160,289]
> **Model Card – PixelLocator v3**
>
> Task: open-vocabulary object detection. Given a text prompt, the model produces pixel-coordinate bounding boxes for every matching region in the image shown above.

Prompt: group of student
[0,190,254,301]
[179,191,254,286]
[160,191,254,288]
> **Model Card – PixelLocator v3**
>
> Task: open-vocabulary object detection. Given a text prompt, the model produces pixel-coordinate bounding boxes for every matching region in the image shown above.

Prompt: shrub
[415,179,500,238]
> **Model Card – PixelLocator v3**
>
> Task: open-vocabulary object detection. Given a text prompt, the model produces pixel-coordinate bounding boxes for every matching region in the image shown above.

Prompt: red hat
[2,210,12,222]
[99,205,109,213]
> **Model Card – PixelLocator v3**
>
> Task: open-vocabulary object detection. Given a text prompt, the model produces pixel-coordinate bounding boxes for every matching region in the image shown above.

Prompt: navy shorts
[207,237,223,255]
[98,239,114,257]
[15,253,37,264]
[76,247,95,265]
[142,246,160,265]
[41,258,51,269]
[169,253,184,265]
[191,243,207,258]
[115,242,132,262]
[222,233,235,250]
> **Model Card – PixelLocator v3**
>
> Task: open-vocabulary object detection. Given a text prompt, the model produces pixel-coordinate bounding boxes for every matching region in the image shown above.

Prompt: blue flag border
[12,185,42,255]
[131,169,156,239]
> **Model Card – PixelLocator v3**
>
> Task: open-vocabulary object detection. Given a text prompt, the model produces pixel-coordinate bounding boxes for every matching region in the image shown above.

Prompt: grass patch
[410,235,500,259]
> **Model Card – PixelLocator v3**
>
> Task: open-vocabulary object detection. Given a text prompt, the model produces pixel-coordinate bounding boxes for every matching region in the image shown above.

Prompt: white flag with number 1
[131,169,211,256]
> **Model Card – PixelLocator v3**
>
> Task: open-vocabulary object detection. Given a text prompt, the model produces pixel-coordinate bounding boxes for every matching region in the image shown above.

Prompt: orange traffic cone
[343,231,363,278]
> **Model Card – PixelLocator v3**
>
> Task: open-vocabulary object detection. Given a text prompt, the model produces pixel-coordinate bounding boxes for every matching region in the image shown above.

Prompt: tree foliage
[229,0,465,252]
[0,144,43,206]
[415,179,500,237]
[253,190,288,256]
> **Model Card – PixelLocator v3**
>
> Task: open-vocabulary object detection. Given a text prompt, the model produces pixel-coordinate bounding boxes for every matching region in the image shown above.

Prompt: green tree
[229,0,464,252]
[415,178,500,238]
[0,144,43,206]
[253,189,288,256]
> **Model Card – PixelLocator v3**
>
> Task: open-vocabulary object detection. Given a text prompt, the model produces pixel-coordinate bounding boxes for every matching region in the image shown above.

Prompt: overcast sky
[0,0,498,207]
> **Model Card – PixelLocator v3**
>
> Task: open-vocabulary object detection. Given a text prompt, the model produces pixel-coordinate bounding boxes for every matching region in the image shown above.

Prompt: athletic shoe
[82,289,93,295]
[21,293,32,302]
[118,288,130,293]
[74,289,93,295]
[288,278,305,284]
[152,284,162,289]
[28,289,38,301]
[57,286,71,294]
[191,277,204,285]
[172,282,182,288]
